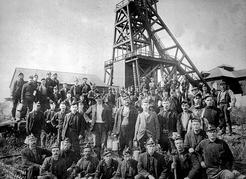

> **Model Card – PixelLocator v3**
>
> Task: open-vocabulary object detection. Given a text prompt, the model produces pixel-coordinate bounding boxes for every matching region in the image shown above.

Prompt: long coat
[61,112,86,140]
[137,152,169,179]
[26,110,45,138]
[84,104,112,132]
[12,78,25,99]
[113,106,138,137]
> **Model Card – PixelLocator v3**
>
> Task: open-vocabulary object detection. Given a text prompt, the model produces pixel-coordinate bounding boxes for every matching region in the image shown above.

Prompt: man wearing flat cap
[95,149,118,179]
[114,147,138,179]
[39,143,67,179]
[21,135,51,179]
[11,72,25,120]
[113,95,138,154]
[84,94,112,158]
[21,75,35,113]
[195,124,237,179]
[135,138,169,179]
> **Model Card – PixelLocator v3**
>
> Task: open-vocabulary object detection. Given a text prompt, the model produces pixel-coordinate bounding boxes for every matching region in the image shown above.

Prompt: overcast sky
[0,0,246,100]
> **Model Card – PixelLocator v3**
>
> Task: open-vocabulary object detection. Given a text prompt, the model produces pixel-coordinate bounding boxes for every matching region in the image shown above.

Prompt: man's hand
[232,170,240,176]
[171,162,176,169]
[201,161,206,168]
[148,175,155,179]
[188,148,194,153]
[79,135,83,140]
[133,140,138,148]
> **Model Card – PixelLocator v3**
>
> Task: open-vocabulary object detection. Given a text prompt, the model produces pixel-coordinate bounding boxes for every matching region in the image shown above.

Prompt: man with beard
[170,136,200,179]
[114,147,138,179]
[113,96,138,155]
[39,143,67,179]
[196,124,237,179]
[11,72,25,120]
[95,150,118,179]
[62,102,87,160]
[21,135,51,179]
[71,144,99,179]
[135,138,169,179]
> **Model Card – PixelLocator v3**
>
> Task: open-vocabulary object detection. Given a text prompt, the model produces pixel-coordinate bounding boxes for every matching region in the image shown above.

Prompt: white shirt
[96,104,104,123]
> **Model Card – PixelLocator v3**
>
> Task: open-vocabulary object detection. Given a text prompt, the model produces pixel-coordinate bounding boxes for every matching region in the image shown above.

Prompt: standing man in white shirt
[84,95,112,158]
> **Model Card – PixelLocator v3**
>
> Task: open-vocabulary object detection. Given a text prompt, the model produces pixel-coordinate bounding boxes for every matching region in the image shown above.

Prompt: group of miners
[10,71,244,179]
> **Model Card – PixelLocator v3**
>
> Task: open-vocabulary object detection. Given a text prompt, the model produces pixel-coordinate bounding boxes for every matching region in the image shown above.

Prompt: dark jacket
[21,82,35,101]
[21,147,51,167]
[172,150,201,179]
[158,109,178,133]
[113,106,138,137]
[61,112,86,140]
[75,156,99,177]
[137,152,169,179]
[95,159,118,179]
[26,110,45,137]
[115,159,138,179]
[60,149,78,169]
[60,87,69,101]
[12,78,25,99]
[40,156,67,179]
[84,104,112,132]
[184,130,207,150]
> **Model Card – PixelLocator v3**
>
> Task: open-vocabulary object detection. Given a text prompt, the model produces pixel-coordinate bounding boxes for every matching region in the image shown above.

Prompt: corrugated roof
[205,66,246,79]
[10,67,106,89]
[205,67,235,79]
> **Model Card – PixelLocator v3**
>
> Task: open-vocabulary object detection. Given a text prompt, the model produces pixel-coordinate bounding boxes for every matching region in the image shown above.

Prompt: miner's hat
[207,124,217,132]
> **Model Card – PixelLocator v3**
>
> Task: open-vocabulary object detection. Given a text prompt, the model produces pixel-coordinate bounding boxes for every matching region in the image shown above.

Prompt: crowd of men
[10,71,244,179]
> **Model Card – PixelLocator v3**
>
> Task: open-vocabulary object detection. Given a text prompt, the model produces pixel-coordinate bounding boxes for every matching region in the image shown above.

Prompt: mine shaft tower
[104,0,206,88]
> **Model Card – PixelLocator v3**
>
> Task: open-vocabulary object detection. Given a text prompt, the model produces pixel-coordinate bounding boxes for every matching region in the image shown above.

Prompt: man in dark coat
[70,78,82,101]
[62,102,86,160]
[196,124,236,179]
[41,102,57,148]
[95,150,118,179]
[51,102,68,145]
[21,135,51,179]
[114,148,138,179]
[37,78,50,112]
[84,95,112,158]
[39,143,67,179]
[11,72,25,119]
[45,72,54,99]
[171,136,201,179]
[158,100,178,152]
[71,144,99,179]
[184,118,207,153]
[113,96,138,154]
[51,73,59,90]
[60,83,69,102]
[21,75,35,113]
[26,101,45,144]
[135,138,169,179]
[59,138,78,171]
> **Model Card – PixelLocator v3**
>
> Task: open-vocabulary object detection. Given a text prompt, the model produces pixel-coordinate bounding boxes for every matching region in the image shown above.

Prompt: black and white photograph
[0,0,246,178]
